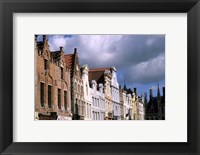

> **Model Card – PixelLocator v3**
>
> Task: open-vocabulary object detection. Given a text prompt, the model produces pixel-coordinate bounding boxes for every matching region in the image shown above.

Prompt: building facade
[132,88,138,120]
[119,85,133,120]
[103,70,113,120]
[35,35,71,120]
[90,80,105,120]
[64,48,84,120]
[81,64,92,120]
[137,96,145,120]
[110,67,120,120]
[145,85,165,120]
[119,87,126,120]
[89,68,113,120]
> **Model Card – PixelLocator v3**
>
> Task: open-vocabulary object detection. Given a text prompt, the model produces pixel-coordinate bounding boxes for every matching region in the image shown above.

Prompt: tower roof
[157,83,160,97]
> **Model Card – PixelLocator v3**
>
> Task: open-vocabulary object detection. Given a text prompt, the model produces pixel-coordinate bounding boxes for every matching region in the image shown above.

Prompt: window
[44,59,48,70]
[87,103,89,117]
[58,89,61,109]
[64,91,67,110]
[48,85,52,108]
[61,67,64,79]
[75,102,78,115]
[89,105,91,118]
[40,82,44,107]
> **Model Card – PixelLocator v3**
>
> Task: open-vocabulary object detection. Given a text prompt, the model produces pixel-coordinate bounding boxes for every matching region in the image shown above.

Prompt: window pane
[58,89,61,109]
[40,82,44,107]
[61,68,63,79]
[44,59,48,70]
[48,85,52,108]
[64,91,67,110]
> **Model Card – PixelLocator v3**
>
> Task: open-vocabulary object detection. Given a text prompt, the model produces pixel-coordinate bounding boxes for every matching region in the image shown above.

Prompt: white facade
[91,80,105,120]
[137,96,145,120]
[81,65,92,120]
[110,66,120,120]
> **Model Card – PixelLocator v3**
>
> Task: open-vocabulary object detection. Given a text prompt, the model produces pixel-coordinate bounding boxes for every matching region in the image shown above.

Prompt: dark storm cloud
[46,34,165,84]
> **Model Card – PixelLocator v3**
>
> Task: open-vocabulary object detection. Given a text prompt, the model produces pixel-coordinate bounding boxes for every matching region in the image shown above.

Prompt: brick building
[35,35,71,120]
[65,49,84,120]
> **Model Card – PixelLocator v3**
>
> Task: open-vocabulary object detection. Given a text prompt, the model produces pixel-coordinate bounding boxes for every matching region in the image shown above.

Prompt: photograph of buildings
[35,35,165,120]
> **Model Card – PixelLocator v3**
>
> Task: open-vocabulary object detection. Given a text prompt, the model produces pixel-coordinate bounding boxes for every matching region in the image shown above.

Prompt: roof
[89,67,111,84]
[64,54,73,69]
[89,70,105,84]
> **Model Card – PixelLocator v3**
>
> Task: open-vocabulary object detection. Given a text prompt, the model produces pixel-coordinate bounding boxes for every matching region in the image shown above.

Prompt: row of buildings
[35,35,165,120]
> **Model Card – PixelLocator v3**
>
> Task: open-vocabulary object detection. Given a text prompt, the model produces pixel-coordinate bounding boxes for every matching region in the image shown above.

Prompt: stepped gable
[64,54,73,69]
[50,51,61,63]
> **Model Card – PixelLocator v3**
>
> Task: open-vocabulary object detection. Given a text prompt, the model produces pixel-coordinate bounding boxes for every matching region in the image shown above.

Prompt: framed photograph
[0,0,200,154]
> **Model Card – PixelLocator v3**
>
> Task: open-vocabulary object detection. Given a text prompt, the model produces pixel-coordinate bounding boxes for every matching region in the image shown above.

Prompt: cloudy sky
[37,35,165,98]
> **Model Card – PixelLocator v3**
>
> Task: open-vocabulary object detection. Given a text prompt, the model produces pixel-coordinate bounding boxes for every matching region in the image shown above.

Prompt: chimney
[124,84,127,91]
[150,89,153,96]
[60,47,63,51]
[150,89,153,101]
[74,48,77,54]
[134,88,137,96]
[157,83,160,98]
[163,87,165,97]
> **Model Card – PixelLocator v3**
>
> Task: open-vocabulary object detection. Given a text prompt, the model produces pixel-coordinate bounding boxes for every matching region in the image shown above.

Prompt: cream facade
[132,93,138,120]
[137,96,145,120]
[111,67,120,120]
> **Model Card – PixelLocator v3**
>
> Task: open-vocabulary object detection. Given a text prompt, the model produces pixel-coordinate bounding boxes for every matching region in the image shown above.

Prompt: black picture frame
[0,0,200,154]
